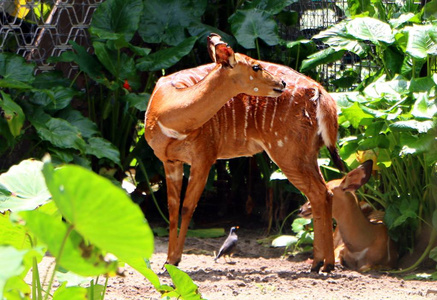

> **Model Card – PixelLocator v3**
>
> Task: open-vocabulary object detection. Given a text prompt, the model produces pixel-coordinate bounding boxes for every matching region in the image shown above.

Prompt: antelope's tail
[316,88,344,172]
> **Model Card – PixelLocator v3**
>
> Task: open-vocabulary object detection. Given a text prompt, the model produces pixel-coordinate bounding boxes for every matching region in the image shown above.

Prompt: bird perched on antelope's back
[215,226,239,262]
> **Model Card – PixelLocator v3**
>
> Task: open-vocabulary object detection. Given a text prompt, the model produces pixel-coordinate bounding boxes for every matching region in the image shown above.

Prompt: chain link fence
[1,0,101,77]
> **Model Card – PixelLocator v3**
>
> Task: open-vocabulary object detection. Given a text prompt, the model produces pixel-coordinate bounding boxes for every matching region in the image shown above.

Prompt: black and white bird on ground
[214,226,239,263]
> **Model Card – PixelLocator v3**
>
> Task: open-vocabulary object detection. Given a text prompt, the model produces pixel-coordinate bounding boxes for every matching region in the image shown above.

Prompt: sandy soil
[98,228,437,300]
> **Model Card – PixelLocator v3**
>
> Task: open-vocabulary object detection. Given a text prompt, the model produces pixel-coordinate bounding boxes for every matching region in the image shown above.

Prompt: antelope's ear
[340,160,373,192]
[207,33,236,68]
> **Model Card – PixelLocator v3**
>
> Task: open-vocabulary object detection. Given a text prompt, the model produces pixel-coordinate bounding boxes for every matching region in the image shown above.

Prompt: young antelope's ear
[207,33,236,68]
[340,160,373,192]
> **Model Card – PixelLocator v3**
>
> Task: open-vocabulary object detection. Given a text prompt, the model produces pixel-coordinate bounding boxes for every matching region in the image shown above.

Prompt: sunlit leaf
[53,282,87,300]
[42,163,154,263]
[405,24,437,59]
[346,17,394,45]
[341,102,374,128]
[390,120,434,133]
[271,235,298,247]
[301,48,344,72]
[0,160,51,212]
[21,210,115,276]
[164,264,203,300]
[0,246,28,299]
[411,92,437,120]
[0,212,30,249]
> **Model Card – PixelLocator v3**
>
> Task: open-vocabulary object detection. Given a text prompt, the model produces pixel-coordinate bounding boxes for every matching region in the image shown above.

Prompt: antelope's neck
[334,194,375,251]
[147,65,239,134]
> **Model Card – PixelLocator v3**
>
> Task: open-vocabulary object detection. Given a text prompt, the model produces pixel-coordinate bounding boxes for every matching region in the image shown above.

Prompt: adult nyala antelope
[300,160,398,271]
[145,33,343,273]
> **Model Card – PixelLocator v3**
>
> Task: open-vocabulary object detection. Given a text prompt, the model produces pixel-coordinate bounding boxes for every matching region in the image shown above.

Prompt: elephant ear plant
[0,159,205,299]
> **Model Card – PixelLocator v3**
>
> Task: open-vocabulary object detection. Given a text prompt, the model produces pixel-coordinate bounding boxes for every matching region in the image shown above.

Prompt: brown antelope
[144,34,343,273]
[300,160,398,271]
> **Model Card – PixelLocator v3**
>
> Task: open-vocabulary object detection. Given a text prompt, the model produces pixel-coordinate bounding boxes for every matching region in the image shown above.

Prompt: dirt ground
[98,228,437,300]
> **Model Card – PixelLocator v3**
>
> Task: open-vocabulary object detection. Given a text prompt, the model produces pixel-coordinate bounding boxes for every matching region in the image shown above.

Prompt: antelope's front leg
[174,161,213,264]
[163,162,183,265]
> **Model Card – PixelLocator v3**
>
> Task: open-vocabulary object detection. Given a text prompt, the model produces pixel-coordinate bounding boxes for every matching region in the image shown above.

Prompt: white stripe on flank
[254,97,259,130]
[232,101,237,140]
[270,100,278,131]
[244,103,250,137]
[223,106,228,142]
[262,99,268,130]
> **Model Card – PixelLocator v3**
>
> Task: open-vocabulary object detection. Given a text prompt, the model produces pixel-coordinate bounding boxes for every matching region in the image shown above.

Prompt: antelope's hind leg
[276,162,335,273]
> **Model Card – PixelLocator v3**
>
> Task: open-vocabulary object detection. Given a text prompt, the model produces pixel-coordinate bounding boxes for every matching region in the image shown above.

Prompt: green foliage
[0,159,212,299]
[0,159,155,298]
[306,1,437,272]
[0,53,121,169]
[162,264,206,300]
[272,217,314,256]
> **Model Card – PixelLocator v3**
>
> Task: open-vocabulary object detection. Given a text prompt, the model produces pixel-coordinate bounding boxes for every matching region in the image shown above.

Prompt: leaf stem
[137,159,170,224]
[43,224,74,300]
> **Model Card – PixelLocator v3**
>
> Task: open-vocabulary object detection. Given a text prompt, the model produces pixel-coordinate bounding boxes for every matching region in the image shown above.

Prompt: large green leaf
[341,102,374,128]
[313,22,368,56]
[138,0,206,46]
[21,210,116,276]
[0,160,51,212]
[411,92,437,120]
[301,48,345,72]
[53,41,104,83]
[90,0,143,41]
[405,24,437,60]
[229,9,279,49]
[85,137,121,165]
[136,37,198,72]
[29,87,76,111]
[389,120,434,133]
[0,53,35,83]
[57,109,99,139]
[123,93,150,111]
[346,17,394,45]
[42,163,154,263]
[0,91,25,137]
[93,42,138,82]
[32,117,86,152]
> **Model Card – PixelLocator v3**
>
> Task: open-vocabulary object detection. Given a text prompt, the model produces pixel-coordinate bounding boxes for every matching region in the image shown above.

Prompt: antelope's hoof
[322,263,335,273]
[164,259,181,267]
[310,261,324,273]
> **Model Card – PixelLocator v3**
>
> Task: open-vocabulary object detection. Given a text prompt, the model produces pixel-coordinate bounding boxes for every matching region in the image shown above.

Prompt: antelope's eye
[252,64,261,72]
